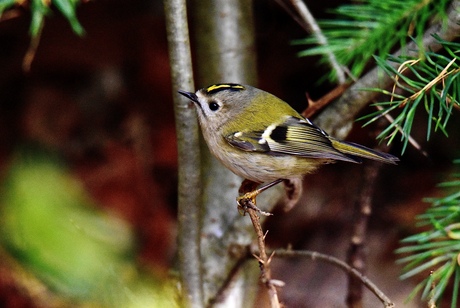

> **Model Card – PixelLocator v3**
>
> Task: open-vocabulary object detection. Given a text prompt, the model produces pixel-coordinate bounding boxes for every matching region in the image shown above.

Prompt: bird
[178,83,398,213]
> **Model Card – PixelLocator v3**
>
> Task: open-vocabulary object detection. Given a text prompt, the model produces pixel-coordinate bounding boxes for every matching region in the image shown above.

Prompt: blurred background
[0,0,459,307]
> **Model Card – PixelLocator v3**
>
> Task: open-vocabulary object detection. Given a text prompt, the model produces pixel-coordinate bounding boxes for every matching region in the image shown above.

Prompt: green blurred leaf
[53,0,85,36]
[0,147,180,307]
[30,0,50,37]
[27,0,85,37]
[0,0,16,16]
[0,148,134,299]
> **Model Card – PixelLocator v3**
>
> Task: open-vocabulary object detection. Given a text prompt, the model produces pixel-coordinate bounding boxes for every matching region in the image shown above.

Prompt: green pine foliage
[294,0,451,81]
[361,36,460,153]
[395,159,460,307]
[296,0,460,305]
[356,13,460,308]
[0,0,85,36]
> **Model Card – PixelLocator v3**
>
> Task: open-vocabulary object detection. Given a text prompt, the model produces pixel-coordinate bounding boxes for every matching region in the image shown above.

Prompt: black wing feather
[225,116,360,163]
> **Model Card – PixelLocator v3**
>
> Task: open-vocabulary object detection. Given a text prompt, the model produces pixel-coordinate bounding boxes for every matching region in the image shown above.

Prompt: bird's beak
[178,90,199,104]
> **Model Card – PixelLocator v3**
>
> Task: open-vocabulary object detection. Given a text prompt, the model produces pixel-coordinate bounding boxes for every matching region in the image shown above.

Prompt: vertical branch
[346,161,382,308]
[346,118,388,308]
[163,0,203,307]
[190,0,284,306]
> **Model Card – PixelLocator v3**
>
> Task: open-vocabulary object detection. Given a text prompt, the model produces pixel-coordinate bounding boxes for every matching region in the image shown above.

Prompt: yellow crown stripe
[206,84,245,93]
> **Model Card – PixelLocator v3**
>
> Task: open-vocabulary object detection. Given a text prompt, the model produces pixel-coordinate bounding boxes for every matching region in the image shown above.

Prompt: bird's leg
[237,179,284,216]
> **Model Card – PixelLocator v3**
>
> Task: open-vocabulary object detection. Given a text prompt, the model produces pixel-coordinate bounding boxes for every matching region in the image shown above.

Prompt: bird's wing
[225,116,360,163]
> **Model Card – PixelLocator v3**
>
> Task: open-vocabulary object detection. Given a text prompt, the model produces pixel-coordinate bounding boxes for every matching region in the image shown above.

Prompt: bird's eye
[209,101,220,111]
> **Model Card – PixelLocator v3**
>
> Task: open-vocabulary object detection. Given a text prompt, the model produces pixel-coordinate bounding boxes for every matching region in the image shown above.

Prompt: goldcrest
[178,83,398,184]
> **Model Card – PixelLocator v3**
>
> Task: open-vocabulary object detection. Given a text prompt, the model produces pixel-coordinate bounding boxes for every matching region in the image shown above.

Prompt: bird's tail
[331,139,399,164]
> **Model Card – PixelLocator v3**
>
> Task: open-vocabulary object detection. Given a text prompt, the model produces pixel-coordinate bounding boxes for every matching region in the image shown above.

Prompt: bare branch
[247,208,281,308]
[164,0,203,306]
[346,157,383,307]
[274,249,395,308]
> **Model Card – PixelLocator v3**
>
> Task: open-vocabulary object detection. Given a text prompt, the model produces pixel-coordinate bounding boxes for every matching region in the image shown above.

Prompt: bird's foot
[236,179,284,216]
[237,191,273,216]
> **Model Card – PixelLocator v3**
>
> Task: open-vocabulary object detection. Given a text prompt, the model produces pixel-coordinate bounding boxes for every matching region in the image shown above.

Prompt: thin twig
[301,83,349,118]
[164,0,203,307]
[238,180,282,307]
[345,69,427,157]
[273,249,395,308]
[287,0,346,84]
[22,21,44,72]
[246,205,281,308]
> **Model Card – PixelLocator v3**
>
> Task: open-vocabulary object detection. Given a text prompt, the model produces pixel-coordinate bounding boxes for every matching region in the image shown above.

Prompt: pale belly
[213,146,326,183]
[202,129,329,183]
